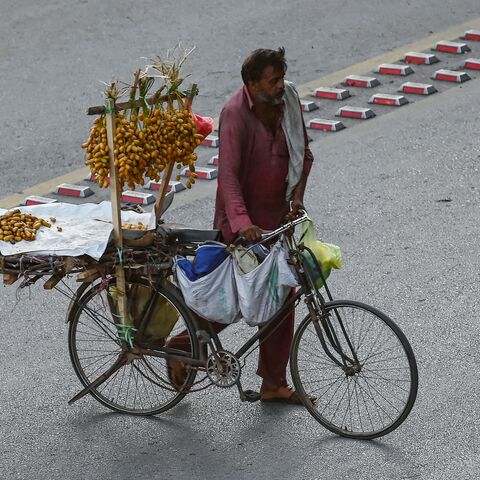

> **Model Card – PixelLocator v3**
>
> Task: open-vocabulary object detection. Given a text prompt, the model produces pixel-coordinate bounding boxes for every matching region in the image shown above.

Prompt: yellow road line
[1,16,480,209]
[297,17,480,97]
[0,168,91,210]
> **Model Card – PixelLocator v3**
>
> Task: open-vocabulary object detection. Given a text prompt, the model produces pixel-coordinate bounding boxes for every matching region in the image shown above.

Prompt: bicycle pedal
[242,389,261,403]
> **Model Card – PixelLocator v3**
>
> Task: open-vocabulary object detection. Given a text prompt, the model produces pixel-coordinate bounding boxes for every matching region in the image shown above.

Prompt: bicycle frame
[138,213,360,375]
[67,210,362,403]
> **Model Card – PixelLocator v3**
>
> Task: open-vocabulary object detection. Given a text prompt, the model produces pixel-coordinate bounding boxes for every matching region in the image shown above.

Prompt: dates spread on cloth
[0,209,52,243]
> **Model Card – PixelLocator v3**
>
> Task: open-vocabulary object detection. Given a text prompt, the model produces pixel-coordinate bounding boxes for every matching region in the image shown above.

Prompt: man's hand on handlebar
[238,225,264,242]
[284,199,305,222]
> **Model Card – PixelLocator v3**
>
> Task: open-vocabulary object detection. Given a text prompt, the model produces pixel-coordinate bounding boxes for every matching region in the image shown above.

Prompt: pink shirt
[213,86,313,243]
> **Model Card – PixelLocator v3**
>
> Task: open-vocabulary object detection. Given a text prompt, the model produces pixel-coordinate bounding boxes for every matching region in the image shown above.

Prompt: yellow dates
[82,106,201,191]
[0,209,52,243]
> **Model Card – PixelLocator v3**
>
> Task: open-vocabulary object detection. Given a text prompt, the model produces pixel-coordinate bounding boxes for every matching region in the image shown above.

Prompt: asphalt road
[0,0,479,197]
[1,76,480,480]
[1,2,480,479]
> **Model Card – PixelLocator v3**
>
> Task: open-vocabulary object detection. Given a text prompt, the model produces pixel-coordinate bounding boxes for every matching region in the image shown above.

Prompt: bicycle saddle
[157,223,220,244]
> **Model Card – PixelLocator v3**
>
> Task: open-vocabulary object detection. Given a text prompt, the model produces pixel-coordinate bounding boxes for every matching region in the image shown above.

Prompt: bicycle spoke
[292,302,417,438]
[69,279,200,415]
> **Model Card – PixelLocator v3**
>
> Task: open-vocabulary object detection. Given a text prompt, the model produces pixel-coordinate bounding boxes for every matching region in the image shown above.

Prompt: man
[213,47,314,403]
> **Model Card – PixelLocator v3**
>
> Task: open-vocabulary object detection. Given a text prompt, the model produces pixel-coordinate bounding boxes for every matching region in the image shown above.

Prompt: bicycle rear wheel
[291,300,418,439]
[67,278,200,415]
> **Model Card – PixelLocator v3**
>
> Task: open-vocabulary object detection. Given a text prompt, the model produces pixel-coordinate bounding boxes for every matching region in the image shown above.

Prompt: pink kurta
[214,86,313,243]
[208,85,314,387]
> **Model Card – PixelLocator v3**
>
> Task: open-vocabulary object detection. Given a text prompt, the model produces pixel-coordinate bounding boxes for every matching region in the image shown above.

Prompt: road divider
[336,106,375,119]
[374,64,414,76]
[464,58,480,70]
[145,180,186,193]
[465,29,480,41]
[201,134,219,148]
[121,191,155,205]
[434,40,471,53]
[300,100,319,112]
[344,75,380,88]
[312,87,350,100]
[368,93,408,106]
[181,166,218,180]
[307,118,345,132]
[2,17,480,209]
[54,184,93,198]
[23,196,58,206]
[432,69,471,83]
[404,52,439,64]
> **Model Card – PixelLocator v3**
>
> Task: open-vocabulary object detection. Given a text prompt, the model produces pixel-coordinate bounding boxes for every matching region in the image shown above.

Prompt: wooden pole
[105,98,130,329]
[87,90,182,116]
[154,84,197,221]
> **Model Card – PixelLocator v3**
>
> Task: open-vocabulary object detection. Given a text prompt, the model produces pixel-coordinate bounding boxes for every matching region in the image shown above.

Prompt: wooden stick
[105,98,130,327]
[154,84,197,221]
[87,90,183,116]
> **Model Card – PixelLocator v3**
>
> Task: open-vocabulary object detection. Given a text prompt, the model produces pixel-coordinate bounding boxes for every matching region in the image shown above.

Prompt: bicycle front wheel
[291,300,418,439]
[67,278,200,415]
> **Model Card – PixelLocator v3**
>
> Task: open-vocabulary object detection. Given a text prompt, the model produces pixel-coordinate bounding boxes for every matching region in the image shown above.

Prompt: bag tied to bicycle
[299,220,343,288]
[175,243,241,325]
[128,284,179,346]
[233,239,298,326]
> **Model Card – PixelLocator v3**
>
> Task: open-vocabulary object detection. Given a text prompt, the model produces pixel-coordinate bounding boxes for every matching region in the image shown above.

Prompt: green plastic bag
[299,220,342,288]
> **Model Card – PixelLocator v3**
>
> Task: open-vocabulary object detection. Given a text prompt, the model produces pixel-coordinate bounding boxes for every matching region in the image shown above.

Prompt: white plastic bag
[175,256,241,324]
[233,240,298,326]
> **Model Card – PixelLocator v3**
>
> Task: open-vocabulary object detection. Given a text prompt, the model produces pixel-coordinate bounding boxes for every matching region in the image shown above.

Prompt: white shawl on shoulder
[282,80,305,201]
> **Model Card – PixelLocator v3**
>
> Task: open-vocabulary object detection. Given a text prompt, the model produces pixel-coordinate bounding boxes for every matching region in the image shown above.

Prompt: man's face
[249,65,285,105]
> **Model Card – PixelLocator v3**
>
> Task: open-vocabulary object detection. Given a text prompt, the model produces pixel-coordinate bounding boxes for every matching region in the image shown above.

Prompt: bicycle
[66,211,418,440]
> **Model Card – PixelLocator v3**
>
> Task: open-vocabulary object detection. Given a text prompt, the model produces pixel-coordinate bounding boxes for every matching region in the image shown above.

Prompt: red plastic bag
[191,113,214,140]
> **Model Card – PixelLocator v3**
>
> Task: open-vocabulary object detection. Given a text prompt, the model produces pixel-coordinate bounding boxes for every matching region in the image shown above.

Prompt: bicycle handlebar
[234,210,311,250]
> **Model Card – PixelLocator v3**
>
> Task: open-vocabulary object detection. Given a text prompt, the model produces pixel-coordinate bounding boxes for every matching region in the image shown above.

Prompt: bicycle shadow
[67,394,404,480]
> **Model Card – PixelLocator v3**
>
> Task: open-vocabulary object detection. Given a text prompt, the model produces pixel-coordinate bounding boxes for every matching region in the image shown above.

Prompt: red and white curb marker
[368,93,408,106]
[374,64,414,76]
[465,30,480,41]
[404,52,439,64]
[464,58,480,70]
[208,155,219,165]
[344,75,380,88]
[432,69,471,83]
[313,87,350,100]
[434,40,471,54]
[85,173,111,183]
[121,191,155,205]
[400,82,437,95]
[336,106,375,119]
[201,134,219,148]
[22,196,58,206]
[144,180,186,193]
[54,184,93,197]
[300,100,319,112]
[307,118,345,132]
[181,166,218,180]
